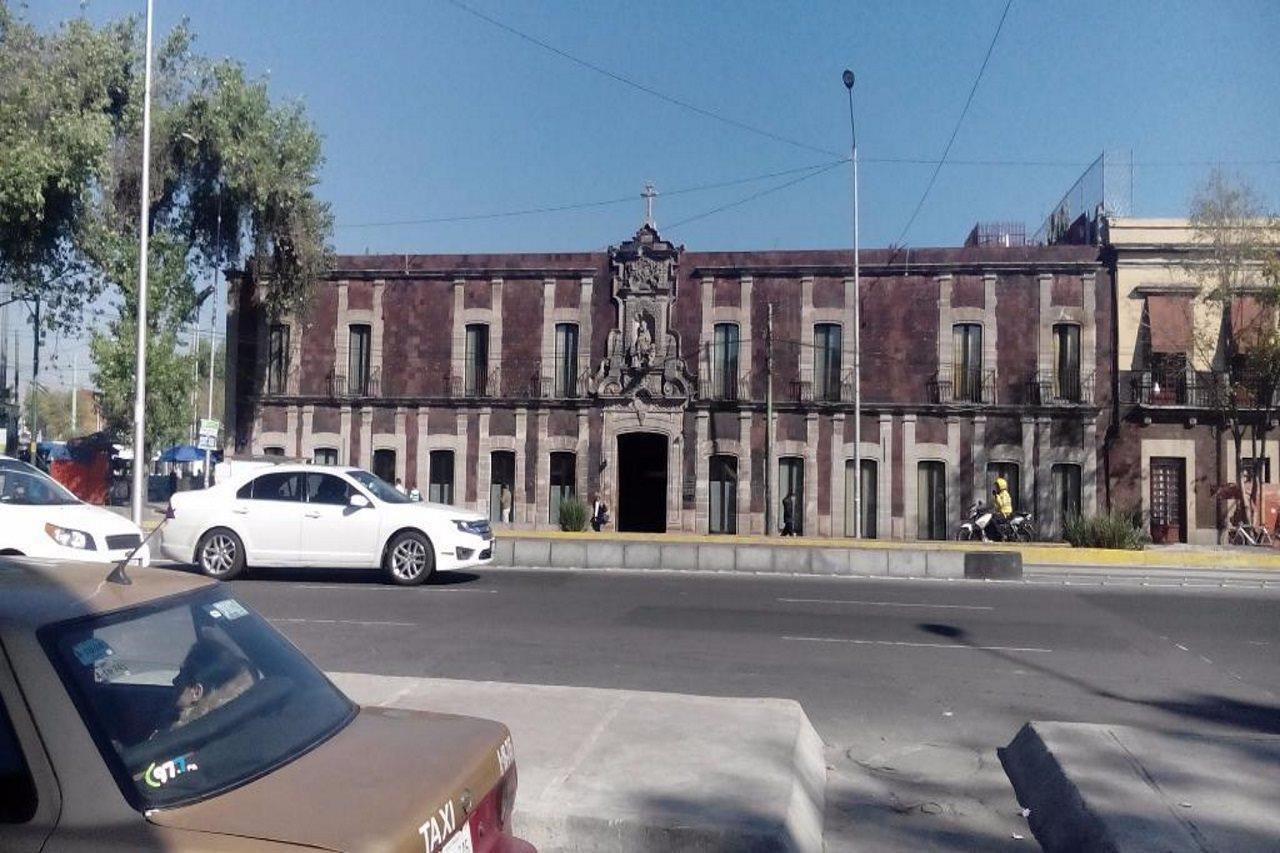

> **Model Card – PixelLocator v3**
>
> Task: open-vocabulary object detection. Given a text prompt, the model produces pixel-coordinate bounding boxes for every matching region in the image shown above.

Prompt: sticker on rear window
[208,599,249,621]
[143,753,199,788]
[73,637,113,666]
[94,657,130,683]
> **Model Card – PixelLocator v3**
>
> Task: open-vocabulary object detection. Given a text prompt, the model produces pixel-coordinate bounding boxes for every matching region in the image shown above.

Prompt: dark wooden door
[1150,457,1186,544]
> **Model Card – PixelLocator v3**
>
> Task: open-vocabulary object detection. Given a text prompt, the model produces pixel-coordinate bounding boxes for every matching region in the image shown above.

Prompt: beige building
[1106,217,1278,544]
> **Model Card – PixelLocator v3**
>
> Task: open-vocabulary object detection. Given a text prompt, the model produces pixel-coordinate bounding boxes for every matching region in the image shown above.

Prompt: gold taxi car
[0,557,534,852]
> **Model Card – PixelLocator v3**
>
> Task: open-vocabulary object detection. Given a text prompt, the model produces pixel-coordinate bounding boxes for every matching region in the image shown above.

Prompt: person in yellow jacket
[977,476,1014,541]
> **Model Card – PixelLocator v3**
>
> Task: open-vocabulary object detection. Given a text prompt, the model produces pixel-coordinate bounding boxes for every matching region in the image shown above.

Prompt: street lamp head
[842,69,855,90]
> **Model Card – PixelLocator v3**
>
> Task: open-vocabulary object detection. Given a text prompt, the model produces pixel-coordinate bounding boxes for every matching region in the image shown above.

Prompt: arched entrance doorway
[617,432,668,532]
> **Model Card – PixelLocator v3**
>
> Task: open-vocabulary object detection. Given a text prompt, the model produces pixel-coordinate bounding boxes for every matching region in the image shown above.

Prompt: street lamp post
[130,0,155,526]
[843,69,862,538]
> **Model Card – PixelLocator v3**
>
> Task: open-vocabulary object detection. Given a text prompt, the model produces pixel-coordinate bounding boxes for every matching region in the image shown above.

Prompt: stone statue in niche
[630,313,655,369]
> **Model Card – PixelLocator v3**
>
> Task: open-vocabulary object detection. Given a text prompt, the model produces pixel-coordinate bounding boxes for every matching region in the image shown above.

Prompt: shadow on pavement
[148,562,482,587]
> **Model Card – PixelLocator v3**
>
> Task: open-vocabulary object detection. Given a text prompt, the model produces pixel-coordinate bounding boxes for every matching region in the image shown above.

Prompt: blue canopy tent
[159,444,222,463]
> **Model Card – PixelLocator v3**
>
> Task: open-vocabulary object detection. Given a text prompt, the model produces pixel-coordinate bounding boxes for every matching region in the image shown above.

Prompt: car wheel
[384,531,434,586]
[196,528,247,581]
[955,526,973,541]
[1017,523,1036,543]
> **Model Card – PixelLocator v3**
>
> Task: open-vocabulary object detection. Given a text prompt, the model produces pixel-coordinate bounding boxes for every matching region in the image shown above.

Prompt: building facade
[1107,217,1278,545]
[227,221,1112,540]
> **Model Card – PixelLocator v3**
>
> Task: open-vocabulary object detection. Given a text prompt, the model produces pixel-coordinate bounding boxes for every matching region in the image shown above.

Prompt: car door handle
[305,511,321,518]
[232,507,249,514]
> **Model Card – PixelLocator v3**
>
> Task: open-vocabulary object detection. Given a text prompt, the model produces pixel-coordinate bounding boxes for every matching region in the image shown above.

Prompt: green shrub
[557,497,589,532]
[1062,511,1151,550]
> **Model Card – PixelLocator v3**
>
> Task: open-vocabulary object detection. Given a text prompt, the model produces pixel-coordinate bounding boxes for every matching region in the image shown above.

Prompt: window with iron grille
[813,324,842,401]
[549,452,576,525]
[465,324,489,396]
[713,323,740,399]
[267,324,290,394]
[313,447,339,466]
[952,324,983,403]
[554,323,579,397]
[348,324,371,396]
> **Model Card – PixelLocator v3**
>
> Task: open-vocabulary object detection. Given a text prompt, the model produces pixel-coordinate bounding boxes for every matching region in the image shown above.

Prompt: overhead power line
[894,0,1014,248]
[443,0,840,158]
[666,161,845,232]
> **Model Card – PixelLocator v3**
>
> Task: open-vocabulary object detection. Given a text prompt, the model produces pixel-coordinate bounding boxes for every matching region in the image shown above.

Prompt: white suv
[161,464,493,585]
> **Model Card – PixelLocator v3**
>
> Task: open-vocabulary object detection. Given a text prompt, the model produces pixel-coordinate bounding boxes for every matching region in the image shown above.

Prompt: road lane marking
[782,636,1051,653]
[777,598,994,610]
[293,583,498,593]
[271,618,415,627]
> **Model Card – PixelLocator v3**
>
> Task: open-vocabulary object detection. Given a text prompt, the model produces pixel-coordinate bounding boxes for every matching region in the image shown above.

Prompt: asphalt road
[215,565,1280,850]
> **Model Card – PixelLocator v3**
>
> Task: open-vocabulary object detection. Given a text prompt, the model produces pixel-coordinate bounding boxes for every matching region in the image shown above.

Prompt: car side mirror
[349,493,371,509]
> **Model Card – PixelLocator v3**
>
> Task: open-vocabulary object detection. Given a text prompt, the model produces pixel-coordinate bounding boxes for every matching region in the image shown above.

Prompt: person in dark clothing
[591,495,610,532]
[781,490,797,536]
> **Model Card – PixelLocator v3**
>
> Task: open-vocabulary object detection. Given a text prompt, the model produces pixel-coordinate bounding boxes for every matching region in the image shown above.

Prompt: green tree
[1185,171,1280,526]
[0,2,332,447]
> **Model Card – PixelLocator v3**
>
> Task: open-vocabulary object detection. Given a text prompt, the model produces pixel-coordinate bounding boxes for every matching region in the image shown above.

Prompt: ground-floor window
[263,446,285,457]
[490,450,516,523]
[917,461,947,540]
[844,459,877,538]
[987,461,1020,512]
[373,448,396,485]
[1241,457,1272,483]
[779,457,804,535]
[709,455,738,534]
[429,450,455,505]
[549,452,576,525]
[1049,461,1080,535]
[314,447,338,466]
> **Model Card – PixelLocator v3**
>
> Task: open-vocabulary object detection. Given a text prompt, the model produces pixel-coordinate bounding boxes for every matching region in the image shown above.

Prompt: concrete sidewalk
[1000,721,1280,852]
[331,673,825,852]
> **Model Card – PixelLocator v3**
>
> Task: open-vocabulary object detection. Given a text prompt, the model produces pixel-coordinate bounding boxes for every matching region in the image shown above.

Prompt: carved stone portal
[591,222,695,403]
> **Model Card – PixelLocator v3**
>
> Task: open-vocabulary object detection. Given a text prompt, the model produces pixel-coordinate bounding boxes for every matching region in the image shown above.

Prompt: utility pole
[765,303,774,536]
[129,0,155,526]
[29,297,39,457]
[844,69,863,538]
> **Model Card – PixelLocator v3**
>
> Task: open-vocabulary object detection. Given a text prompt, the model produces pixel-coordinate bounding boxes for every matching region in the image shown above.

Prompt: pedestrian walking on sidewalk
[591,494,610,532]
[500,484,513,522]
[781,490,797,536]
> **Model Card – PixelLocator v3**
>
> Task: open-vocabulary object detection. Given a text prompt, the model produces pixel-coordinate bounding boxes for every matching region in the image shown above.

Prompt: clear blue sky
[12,0,1280,389]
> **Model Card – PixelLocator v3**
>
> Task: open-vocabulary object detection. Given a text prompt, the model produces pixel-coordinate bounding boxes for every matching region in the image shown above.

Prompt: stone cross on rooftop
[642,183,657,228]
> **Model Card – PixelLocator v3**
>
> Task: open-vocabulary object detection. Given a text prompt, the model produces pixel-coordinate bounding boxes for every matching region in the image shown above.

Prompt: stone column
[359,406,373,469]
[799,277,815,388]
[457,411,471,511]
[416,406,430,493]
[739,410,757,533]
[1084,415,1099,516]
[340,406,353,466]
[579,277,594,389]
[477,407,492,517]
[878,413,893,539]
[1021,415,1037,517]
[515,407,529,525]
[972,415,988,508]
[695,411,710,533]
[540,279,556,388]
[535,410,550,528]
[286,405,300,458]
[576,410,589,502]
[804,412,818,535]
[300,405,315,461]
[903,414,918,538]
[946,416,961,529]
[451,279,465,383]
[831,413,846,537]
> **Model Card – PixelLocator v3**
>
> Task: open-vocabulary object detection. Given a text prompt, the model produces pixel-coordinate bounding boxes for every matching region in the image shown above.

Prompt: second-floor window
[1053,323,1081,402]
[952,323,983,403]
[713,323,740,399]
[465,323,489,396]
[267,324,290,394]
[814,323,842,402]
[348,324,371,396]
[554,323,578,397]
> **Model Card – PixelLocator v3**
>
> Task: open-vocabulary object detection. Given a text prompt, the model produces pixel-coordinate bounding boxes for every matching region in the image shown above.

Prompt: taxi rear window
[40,589,354,810]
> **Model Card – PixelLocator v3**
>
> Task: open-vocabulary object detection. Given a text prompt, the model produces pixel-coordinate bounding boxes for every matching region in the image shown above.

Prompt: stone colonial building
[226,220,1111,540]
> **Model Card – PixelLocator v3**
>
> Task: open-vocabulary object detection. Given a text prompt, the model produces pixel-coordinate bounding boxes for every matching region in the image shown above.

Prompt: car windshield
[41,589,355,810]
[347,469,410,503]
[0,465,79,506]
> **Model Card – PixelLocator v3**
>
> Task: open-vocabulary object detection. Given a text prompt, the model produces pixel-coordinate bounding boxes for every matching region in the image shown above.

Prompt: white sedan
[161,463,494,585]
[0,455,151,565]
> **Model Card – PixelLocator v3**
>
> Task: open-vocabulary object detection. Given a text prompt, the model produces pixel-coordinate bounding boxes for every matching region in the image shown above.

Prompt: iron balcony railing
[325,367,381,399]
[928,366,997,405]
[1026,369,1095,406]
[1123,370,1220,408]
[699,372,755,402]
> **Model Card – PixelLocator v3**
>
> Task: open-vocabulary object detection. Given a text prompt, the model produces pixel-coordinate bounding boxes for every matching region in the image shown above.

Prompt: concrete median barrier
[963,551,1023,579]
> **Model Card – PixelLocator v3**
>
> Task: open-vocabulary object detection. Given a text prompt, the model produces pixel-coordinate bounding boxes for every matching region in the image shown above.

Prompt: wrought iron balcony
[699,372,754,402]
[1123,369,1220,408]
[1026,369,1095,406]
[325,367,381,399]
[928,366,996,405]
